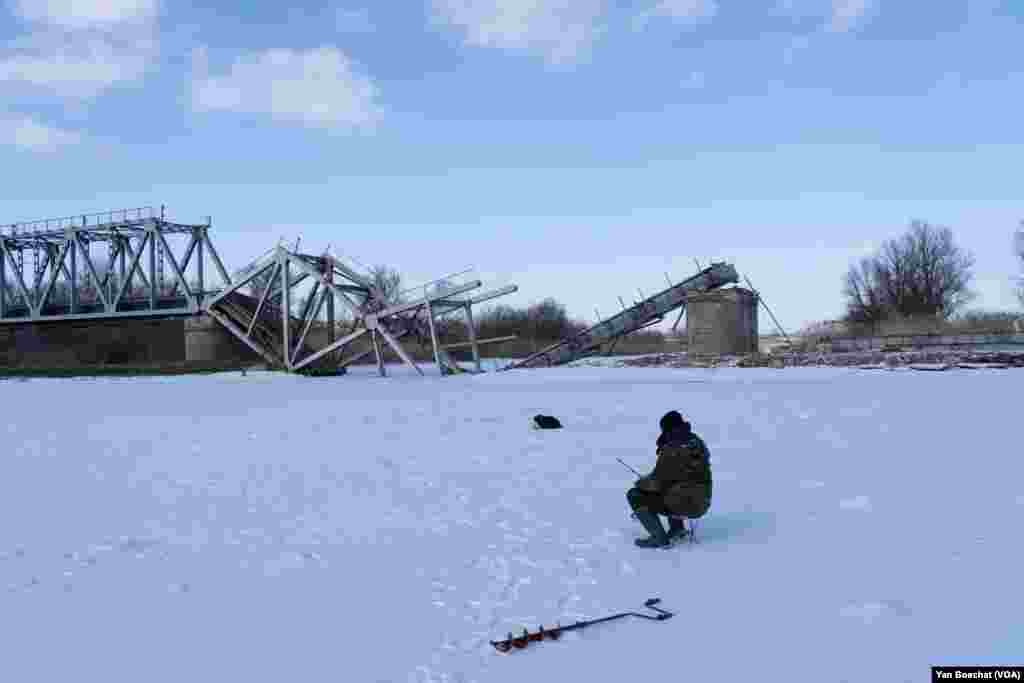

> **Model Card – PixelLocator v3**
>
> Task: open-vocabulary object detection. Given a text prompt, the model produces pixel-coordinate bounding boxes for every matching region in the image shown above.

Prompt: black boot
[633,509,670,548]
[667,516,689,541]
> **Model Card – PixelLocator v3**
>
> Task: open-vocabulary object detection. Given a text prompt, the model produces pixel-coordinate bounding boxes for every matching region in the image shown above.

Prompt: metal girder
[441,335,517,350]
[375,323,423,375]
[204,246,515,377]
[435,285,519,313]
[424,297,443,375]
[672,305,687,332]
[76,234,109,311]
[155,228,193,303]
[0,306,196,323]
[207,248,366,371]
[0,241,5,317]
[148,228,156,309]
[266,271,311,307]
[285,255,364,316]
[208,251,280,308]
[113,232,149,311]
[31,247,52,293]
[36,240,70,315]
[503,262,739,370]
[201,228,231,287]
[247,262,280,337]
[281,257,291,369]
[464,303,481,372]
[373,280,483,320]
[337,328,408,369]
[167,232,198,297]
[206,308,281,366]
[291,286,327,367]
[291,327,368,371]
[1,208,226,324]
[1,238,35,312]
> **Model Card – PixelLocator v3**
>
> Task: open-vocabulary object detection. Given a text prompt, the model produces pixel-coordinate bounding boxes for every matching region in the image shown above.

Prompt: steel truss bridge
[0,206,519,376]
[1,206,741,376]
[0,207,230,321]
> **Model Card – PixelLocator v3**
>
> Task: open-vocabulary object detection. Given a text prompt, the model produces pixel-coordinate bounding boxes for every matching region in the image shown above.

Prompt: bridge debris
[206,246,518,376]
[502,262,739,370]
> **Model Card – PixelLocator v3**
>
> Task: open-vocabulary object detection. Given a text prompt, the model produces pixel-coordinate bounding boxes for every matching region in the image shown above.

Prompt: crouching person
[627,410,712,548]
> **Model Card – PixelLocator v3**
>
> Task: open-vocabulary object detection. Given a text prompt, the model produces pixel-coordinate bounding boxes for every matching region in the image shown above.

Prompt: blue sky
[2,0,1022,332]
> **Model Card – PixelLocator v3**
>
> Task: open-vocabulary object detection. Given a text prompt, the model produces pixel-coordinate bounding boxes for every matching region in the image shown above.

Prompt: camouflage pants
[626,487,671,516]
[628,486,710,518]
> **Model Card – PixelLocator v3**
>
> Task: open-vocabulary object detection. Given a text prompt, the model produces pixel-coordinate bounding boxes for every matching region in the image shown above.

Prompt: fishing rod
[616,457,642,477]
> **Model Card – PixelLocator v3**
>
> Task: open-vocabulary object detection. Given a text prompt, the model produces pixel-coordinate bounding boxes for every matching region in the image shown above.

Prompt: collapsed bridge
[206,246,518,376]
[0,206,518,375]
[1,205,754,375]
[502,262,740,370]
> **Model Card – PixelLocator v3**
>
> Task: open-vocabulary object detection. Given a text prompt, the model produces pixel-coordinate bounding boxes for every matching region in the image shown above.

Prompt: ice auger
[490,598,674,653]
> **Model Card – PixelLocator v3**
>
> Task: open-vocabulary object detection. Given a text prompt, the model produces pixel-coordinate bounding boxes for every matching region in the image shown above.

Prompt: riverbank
[571,349,1024,369]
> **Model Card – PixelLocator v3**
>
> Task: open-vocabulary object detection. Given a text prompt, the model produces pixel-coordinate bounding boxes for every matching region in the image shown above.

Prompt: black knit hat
[659,410,686,432]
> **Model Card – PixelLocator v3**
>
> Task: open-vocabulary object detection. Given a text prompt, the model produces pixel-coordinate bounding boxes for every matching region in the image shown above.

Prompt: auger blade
[490,598,672,653]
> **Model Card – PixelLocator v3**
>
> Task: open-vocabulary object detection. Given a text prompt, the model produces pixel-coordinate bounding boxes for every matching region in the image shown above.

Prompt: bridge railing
[4,207,157,235]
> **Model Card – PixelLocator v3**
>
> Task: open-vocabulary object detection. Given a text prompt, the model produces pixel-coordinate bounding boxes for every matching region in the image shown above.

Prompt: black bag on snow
[532,414,563,429]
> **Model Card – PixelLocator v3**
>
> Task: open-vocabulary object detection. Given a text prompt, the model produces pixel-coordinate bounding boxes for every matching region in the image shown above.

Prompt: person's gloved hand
[635,476,661,493]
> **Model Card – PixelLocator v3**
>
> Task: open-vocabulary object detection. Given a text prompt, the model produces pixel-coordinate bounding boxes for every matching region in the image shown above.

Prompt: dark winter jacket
[639,424,713,518]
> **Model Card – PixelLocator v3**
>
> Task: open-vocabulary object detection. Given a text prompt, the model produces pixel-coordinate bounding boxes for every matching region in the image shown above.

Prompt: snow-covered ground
[2,365,1021,682]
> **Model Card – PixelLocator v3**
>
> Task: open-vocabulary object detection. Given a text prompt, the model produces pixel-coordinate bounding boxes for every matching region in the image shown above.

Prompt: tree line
[840,220,1024,327]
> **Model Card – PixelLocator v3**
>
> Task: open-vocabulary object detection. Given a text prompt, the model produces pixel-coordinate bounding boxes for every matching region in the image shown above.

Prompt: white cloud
[11,0,158,28]
[0,0,160,99]
[0,116,82,151]
[430,0,608,64]
[0,31,155,98]
[191,47,380,130]
[828,0,872,33]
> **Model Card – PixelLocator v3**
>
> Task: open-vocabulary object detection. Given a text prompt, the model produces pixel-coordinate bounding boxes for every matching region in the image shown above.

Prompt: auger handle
[639,597,674,620]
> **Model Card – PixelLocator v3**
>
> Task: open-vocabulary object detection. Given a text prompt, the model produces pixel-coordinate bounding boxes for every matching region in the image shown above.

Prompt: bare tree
[526,298,586,341]
[842,256,887,324]
[367,264,405,306]
[843,220,975,322]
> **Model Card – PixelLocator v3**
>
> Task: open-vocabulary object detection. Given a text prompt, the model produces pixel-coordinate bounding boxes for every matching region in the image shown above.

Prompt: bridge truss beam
[502,262,740,370]
[206,247,518,375]
[0,207,231,324]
